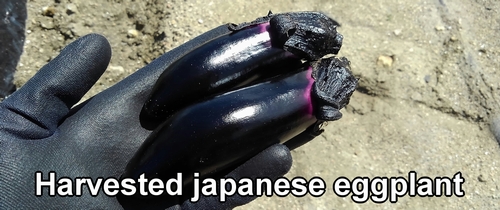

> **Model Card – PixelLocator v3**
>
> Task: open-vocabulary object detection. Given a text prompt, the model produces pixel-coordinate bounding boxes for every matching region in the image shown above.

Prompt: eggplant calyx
[269,12,343,60]
[311,57,358,121]
[227,11,342,60]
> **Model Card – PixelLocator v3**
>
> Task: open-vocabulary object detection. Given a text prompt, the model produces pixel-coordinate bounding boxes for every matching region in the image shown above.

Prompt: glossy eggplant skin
[140,23,301,129]
[121,57,357,206]
[126,65,316,185]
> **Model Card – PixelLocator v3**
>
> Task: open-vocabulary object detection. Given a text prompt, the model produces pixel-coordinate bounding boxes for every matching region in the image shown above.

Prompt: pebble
[393,29,402,36]
[377,55,393,67]
[479,44,487,53]
[39,17,54,29]
[435,25,445,31]
[41,6,56,17]
[127,29,140,38]
[450,36,458,42]
[66,4,78,15]
[109,65,125,72]
[424,75,431,83]
[69,23,88,37]
[478,174,487,182]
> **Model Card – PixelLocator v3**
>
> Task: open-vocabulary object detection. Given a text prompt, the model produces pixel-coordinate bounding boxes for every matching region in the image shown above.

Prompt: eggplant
[140,11,343,130]
[122,57,357,204]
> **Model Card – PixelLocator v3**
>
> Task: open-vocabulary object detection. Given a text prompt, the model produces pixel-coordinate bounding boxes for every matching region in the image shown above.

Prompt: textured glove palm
[0,26,292,209]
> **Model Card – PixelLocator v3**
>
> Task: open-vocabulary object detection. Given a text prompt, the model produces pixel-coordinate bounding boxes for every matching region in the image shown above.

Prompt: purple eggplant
[140,11,343,129]
[123,57,357,203]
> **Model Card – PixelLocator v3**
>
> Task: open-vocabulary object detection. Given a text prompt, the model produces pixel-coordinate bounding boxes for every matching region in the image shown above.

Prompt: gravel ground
[12,0,500,209]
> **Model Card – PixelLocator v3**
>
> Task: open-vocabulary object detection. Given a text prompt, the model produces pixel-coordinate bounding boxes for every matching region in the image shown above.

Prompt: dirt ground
[13,0,500,209]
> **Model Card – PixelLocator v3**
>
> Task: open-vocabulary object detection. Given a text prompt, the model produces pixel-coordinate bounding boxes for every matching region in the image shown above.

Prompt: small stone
[39,17,54,29]
[435,25,445,31]
[377,55,393,67]
[424,75,431,83]
[41,6,56,17]
[411,92,423,101]
[198,19,203,24]
[66,3,78,15]
[450,36,458,42]
[393,29,402,36]
[109,65,125,72]
[478,174,487,182]
[69,23,88,37]
[479,44,487,53]
[127,29,140,38]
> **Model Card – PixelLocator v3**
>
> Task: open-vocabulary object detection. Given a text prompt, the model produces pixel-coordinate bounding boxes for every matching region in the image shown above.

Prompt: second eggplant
[122,56,357,204]
[140,11,343,129]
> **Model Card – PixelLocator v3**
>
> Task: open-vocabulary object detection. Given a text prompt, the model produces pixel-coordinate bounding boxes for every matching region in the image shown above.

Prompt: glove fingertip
[0,33,112,139]
[79,33,112,62]
[259,144,293,175]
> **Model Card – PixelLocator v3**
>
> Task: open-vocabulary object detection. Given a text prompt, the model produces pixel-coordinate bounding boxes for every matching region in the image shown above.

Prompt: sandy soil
[14,0,500,209]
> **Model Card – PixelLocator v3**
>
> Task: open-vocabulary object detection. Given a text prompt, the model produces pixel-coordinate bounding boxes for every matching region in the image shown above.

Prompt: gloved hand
[0,27,292,209]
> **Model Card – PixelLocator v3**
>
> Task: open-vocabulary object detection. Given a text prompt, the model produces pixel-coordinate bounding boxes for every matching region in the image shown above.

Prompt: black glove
[0,0,27,98]
[0,28,292,209]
